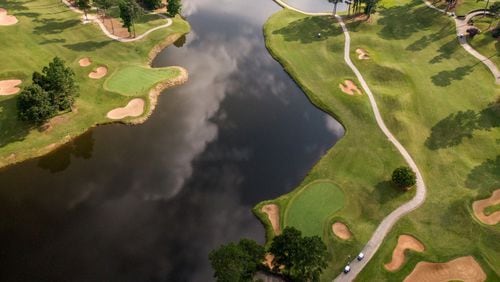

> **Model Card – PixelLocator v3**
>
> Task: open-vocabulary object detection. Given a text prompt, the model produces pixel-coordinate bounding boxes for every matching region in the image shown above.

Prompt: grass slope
[254,8,416,279]
[258,0,499,280]
[0,0,189,168]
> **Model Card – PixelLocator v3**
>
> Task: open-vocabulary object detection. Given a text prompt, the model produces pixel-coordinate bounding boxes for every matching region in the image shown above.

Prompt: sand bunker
[78,57,92,67]
[0,8,18,26]
[384,235,425,271]
[88,66,108,79]
[106,98,145,120]
[262,204,281,235]
[332,222,352,240]
[473,189,500,225]
[339,80,362,95]
[0,79,22,96]
[356,48,370,60]
[404,256,486,282]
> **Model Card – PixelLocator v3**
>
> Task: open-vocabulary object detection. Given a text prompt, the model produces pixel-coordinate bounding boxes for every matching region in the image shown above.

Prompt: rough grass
[105,66,180,96]
[257,0,499,280]
[285,181,344,237]
[0,0,190,168]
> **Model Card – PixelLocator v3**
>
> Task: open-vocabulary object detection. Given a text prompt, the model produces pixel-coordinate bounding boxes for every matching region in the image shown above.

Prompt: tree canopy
[209,239,265,282]
[167,0,182,17]
[392,166,417,189]
[18,57,78,124]
[269,227,329,281]
[119,0,143,36]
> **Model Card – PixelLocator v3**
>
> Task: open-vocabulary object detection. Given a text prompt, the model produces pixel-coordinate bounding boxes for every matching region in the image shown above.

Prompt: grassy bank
[0,0,190,168]
[258,0,499,280]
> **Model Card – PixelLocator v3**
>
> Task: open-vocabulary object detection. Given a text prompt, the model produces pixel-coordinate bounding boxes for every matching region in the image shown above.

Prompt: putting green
[285,181,344,236]
[105,66,180,96]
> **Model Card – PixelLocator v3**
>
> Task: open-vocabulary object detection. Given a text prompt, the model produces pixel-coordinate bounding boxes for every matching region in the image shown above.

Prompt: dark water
[0,0,343,281]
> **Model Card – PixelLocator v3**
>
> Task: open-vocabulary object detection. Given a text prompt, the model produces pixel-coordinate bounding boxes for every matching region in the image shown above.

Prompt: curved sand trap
[78,57,92,67]
[0,79,22,96]
[262,204,281,235]
[339,80,362,95]
[106,98,145,119]
[0,8,18,26]
[384,235,425,271]
[332,222,352,240]
[88,66,108,79]
[404,256,486,282]
[473,189,500,225]
[356,48,370,60]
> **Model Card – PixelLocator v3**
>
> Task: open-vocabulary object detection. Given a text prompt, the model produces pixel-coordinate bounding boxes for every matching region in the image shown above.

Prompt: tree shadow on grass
[33,18,80,34]
[272,16,342,44]
[428,38,461,64]
[425,102,499,150]
[430,65,473,86]
[373,180,407,205]
[15,12,41,18]
[40,38,66,45]
[63,40,111,51]
[377,0,439,40]
[465,155,500,190]
[405,25,452,51]
[37,130,94,173]
[0,98,31,148]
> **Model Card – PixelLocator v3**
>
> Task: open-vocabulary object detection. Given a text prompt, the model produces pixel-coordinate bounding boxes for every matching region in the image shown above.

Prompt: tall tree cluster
[209,227,329,282]
[18,57,78,124]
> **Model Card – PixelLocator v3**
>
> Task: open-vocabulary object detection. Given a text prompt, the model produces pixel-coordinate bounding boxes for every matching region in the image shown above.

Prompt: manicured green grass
[285,181,344,237]
[0,0,190,168]
[105,66,180,96]
[468,16,499,67]
[455,0,491,15]
[257,0,499,280]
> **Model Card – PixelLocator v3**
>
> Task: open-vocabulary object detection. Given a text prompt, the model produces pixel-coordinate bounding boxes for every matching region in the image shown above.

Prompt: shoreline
[0,31,189,170]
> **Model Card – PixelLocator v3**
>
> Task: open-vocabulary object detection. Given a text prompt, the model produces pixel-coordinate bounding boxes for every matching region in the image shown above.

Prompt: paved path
[424,1,500,84]
[61,0,172,43]
[332,15,427,282]
[271,1,428,281]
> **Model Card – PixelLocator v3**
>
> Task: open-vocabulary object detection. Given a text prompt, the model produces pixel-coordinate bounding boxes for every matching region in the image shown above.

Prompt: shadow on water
[37,131,95,173]
[425,101,499,150]
[273,16,342,43]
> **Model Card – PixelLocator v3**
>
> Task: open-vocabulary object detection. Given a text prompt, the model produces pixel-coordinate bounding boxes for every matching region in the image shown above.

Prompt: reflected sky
[0,0,344,280]
[282,0,348,14]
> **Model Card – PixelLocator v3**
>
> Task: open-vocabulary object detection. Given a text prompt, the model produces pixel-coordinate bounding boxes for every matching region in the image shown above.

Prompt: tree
[269,227,329,281]
[392,166,417,189]
[33,57,78,111]
[76,0,91,20]
[167,0,182,17]
[209,239,265,282]
[119,0,143,37]
[364,0,379,18]
[94,0,117,33]
[17,84,56,124]
[138,0,162,10]
[488,2,500,28]
[328,0,342,16]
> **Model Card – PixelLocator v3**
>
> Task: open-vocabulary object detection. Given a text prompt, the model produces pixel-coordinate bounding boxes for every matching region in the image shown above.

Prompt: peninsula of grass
[0,0,190,168]
[256,0,499,280]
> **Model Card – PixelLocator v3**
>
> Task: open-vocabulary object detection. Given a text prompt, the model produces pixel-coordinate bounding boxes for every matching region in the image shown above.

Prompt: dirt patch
[88,66,108,79]
[78,57,92,67]
[339,80,362,95]
[0,79,22,96]
[100,15,130,38]
[332,222,352,240]
[0,8,18,26]
[262,204,281,235]
[473,189,500,225]
[356,48,370,60]
[384,235,425,271]
[107,98,145,120]
[404,256,486,282]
